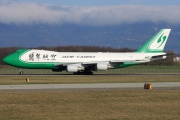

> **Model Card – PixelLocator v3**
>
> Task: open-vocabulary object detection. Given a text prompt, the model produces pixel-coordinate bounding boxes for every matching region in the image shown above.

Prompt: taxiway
[0,82,180,92]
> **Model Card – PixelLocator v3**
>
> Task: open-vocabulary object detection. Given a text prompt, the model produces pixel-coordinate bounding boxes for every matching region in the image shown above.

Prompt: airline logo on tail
[157,33,167,48]
[148,29,171,52]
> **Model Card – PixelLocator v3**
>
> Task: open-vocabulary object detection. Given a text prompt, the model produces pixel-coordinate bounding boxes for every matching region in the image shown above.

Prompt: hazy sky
[0,0,180,25]
[1,0,180,6]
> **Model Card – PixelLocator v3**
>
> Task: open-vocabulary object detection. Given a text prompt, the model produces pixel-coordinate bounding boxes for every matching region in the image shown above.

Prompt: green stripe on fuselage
[4,49,59,69]
[114,62,140,69]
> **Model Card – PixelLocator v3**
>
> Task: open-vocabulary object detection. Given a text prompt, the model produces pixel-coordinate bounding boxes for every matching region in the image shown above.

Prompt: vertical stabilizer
[136,29,171,53]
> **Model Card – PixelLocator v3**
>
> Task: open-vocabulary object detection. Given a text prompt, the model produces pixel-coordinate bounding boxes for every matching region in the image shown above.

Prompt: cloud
[0,2,180,25]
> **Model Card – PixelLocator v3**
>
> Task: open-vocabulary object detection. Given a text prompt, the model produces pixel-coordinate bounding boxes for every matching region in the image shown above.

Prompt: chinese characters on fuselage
[29,53,57,61]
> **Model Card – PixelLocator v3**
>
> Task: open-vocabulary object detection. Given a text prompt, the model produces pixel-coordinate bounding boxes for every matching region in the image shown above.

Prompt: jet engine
[66,64,84,72]
[95,62,114,71]
[96,63,108,70]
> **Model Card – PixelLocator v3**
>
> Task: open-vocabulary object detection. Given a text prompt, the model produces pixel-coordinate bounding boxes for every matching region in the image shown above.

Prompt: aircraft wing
[54,60,137,67]
[82,60,138,65]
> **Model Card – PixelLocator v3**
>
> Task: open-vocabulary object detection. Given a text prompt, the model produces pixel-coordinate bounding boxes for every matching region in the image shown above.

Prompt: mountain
[0,22,180,52]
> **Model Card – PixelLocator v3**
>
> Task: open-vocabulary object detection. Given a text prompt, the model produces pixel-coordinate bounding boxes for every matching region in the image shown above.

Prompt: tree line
[0,46,177,65]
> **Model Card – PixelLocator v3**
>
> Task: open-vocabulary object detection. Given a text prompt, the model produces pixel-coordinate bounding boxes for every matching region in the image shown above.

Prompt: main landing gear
[73,70,93,75]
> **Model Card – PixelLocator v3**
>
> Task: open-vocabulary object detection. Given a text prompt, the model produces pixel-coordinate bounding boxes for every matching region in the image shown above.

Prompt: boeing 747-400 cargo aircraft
[3,29,171,75]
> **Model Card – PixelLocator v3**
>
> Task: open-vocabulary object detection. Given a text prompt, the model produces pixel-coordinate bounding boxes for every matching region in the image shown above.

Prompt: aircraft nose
[3,55,14,65]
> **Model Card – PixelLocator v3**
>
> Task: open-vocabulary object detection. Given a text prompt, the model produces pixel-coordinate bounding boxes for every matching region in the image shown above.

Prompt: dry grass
[0,76,180,85]
[0,90,179,120]
[0,74,179,119]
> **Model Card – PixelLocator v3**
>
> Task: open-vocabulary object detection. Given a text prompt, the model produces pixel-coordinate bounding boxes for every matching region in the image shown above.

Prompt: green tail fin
[136,29,171,53]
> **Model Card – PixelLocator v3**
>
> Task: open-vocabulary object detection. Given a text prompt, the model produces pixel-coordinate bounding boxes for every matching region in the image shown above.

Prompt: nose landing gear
[19,68,23,75]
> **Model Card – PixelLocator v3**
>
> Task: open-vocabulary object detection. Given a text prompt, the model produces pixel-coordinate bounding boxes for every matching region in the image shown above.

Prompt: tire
[84,71,93,75]
[19,71,23,75]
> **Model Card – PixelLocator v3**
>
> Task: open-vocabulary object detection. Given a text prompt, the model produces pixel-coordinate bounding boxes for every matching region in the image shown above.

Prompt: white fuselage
[21,49,166,64]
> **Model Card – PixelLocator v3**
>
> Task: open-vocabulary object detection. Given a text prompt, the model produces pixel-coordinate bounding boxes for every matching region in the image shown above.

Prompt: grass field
[0,90,179,120]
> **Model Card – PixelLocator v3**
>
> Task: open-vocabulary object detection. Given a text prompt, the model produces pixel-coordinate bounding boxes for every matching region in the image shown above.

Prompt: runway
[1,73,180,77]
[0,82,180,92]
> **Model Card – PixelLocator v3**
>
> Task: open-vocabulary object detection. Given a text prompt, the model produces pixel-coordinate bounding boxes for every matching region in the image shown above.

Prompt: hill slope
[0,22,179,52]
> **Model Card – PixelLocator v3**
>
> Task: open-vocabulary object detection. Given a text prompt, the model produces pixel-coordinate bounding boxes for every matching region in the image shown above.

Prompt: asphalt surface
[0,82,180,92]
[1,74,180,76]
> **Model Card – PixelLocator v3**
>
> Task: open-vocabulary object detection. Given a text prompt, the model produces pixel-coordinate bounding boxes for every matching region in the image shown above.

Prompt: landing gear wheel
[19,71,23,75]
[73,71,83,75]
[73,71,93,75]
[84,70,93,75]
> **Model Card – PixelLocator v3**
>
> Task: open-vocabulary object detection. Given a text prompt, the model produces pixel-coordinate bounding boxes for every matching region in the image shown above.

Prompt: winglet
[136,29,171,53]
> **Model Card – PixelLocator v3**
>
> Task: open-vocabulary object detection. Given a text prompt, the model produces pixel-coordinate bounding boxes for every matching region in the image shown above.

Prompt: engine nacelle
[66,64,84,72]
[96,63,108,71]
[66,65,78,72]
